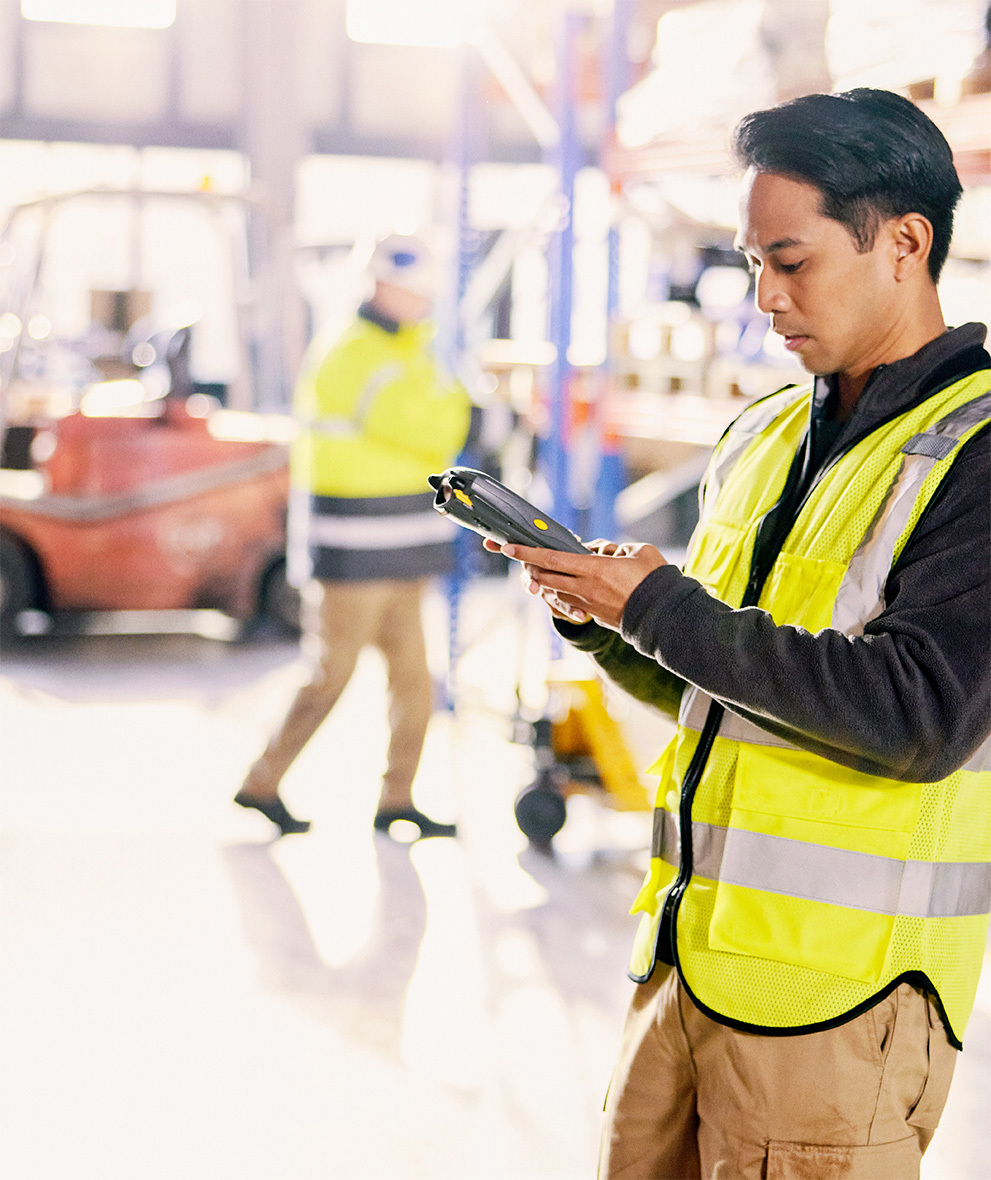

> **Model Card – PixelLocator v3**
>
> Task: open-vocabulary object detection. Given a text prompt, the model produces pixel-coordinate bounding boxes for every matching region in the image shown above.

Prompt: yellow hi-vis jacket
[631,370,991,1047]
[291,314,470,499]
[288,311,471,582]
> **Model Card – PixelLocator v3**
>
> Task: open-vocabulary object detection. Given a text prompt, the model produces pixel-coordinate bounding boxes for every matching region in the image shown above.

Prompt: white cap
[369,233,437,297]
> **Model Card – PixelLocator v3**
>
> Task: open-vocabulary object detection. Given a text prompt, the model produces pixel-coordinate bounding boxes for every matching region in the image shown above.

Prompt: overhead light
[21,0,176,29]
[0,312,22,338]
[346,0,483,48]
[27,314,52,340]
[696,267,751,315]
[80,379,152,416]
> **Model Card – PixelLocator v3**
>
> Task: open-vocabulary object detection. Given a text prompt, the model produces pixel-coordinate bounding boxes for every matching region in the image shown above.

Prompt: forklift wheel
[514,782,567,845]
[0,532,38,641]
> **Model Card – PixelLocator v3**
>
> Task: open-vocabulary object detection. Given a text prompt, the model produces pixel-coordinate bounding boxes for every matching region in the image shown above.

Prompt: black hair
[732,88,962,282]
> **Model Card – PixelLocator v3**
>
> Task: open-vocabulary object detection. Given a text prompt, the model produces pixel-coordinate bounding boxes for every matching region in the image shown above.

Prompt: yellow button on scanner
[454,489,473,507]
[533,519,549,530]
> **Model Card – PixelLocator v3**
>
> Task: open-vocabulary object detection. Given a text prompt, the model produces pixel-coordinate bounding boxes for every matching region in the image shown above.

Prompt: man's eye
[779,260,805,274]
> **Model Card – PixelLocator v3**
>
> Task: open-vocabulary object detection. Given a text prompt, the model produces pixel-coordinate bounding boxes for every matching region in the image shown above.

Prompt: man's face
[373,281,432,325]
[735,169,900,381]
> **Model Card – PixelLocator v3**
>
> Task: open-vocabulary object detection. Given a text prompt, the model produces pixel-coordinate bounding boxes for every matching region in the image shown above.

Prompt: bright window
[346,0,483,48]
[21,0,176,29]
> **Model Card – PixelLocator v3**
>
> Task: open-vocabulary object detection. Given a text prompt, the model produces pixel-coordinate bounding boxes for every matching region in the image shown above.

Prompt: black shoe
[373,807,457,840]
[234,789,311,836]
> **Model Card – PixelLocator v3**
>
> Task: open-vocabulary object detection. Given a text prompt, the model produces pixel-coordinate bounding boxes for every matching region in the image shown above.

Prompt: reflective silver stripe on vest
[962,735,991,774]
[720,827,991,918]
[678,685,802,751]
[667,819,991,919]
[832,392,991,637]
[353,362,404,424]
[308,510,456,550]
[303,363,405,437]
[652,806,680,862]
[305,417,357,437]
[702,390,806,508]
[653,809,731,883]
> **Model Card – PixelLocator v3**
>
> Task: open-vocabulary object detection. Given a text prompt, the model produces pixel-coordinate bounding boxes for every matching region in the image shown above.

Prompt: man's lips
[776,331,809,351]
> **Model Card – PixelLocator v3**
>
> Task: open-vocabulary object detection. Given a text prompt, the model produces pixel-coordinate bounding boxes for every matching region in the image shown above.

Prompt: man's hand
[484,537,667,630]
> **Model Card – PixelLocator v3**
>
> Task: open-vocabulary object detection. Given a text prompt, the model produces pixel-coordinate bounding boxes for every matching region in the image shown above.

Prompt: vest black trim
[673,956,963,1050]
[306,490,455,581]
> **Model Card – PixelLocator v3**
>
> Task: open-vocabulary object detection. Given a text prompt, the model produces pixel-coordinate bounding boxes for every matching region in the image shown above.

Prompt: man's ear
[890,213,935,282]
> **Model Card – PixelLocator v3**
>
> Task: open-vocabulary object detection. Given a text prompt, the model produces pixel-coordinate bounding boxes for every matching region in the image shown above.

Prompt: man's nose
[755,269,790,315]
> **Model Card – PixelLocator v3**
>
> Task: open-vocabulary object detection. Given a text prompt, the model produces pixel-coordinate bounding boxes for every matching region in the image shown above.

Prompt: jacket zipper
[659,700,724,966]
[658,559,763,968]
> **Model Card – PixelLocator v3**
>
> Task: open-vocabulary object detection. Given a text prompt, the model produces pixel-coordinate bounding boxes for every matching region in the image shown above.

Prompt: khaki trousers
[600,966,957,1180]
[245,578,433,811]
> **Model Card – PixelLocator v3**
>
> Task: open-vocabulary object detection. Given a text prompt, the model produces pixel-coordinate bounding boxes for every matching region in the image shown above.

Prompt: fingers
[501,543,594,572]
[542,588,590,624]
[514,557,590,623]
[503,537,666,633]
[523,565,577,594]
[502,540,657,566]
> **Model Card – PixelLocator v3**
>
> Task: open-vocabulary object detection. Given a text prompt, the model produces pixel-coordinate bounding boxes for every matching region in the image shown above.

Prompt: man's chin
[794,348,831,377]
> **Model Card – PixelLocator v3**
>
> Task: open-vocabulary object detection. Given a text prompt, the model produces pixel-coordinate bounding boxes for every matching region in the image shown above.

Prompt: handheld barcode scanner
[428,467,587,554]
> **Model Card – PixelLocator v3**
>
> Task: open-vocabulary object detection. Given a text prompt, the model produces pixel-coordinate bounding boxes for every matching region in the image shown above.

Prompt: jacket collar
[358,300,401,334]
[812,322,989,447]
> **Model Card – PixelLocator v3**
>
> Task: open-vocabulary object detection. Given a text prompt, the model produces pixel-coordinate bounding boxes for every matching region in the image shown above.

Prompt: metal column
[589,0,632,541]
[442,46,486,708]
[542,9,582,533]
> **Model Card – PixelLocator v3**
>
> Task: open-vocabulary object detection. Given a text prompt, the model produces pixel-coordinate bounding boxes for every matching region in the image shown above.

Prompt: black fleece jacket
[559,323,991,784]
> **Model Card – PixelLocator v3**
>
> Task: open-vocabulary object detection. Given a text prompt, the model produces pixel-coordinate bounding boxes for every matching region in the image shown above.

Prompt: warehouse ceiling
[0,0,987,176]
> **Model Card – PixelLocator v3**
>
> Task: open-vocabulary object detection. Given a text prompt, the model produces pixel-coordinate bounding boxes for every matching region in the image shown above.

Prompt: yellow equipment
[513,672,654,847]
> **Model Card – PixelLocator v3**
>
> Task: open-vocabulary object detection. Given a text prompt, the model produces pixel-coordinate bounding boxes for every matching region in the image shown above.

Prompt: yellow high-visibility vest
[291,315,470,499]
[631,371,991,1046]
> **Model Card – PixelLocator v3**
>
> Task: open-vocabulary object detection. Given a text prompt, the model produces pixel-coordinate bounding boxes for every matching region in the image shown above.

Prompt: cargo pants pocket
[906,995,957,1137]
[765,1134,920,1180]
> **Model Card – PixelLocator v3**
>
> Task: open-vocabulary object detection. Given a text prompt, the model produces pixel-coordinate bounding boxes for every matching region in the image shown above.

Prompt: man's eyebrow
[736,236,805,256]
[764,237,804,252]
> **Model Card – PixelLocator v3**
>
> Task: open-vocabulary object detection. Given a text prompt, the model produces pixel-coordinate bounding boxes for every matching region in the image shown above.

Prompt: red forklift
[0,188,298,640]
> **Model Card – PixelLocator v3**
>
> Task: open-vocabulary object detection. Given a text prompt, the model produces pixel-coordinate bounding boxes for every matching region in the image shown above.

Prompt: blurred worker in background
[236,233,471,839]
[492,89,991,1176]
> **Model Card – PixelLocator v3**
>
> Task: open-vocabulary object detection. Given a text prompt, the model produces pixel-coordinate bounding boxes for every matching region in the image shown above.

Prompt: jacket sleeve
[364,374,471,467]
[299,334,364,419]
[618,428,991,782]
[554,618,688,722]
[305,333,471,468]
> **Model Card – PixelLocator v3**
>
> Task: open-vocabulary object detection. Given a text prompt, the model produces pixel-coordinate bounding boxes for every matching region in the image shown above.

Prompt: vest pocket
[707,744,923,985]
[685,518,752,600]
[759,551,846,631]
[709,881,894,984]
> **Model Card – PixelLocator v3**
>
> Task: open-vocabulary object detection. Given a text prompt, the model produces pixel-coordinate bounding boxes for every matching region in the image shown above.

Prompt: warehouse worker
[493,89,991,1176]
[237,233,471,839]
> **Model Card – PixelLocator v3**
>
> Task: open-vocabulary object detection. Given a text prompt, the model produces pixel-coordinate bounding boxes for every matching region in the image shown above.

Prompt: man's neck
[834,300,947,420]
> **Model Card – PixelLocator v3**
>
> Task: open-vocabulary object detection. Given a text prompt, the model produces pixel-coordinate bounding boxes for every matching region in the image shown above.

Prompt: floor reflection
[221,836,428,1058]
[0,586,988,1179]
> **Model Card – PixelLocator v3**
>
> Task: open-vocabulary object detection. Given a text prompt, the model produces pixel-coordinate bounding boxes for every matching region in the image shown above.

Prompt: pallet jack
[431,466,654,847]
[513,672,653,847]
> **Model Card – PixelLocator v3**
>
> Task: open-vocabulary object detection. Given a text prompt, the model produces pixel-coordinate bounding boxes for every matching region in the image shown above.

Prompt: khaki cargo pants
[245,578,433,811]
[599,966,957,1180]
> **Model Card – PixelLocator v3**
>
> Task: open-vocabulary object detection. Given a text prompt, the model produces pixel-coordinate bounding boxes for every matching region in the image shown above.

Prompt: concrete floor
[1,580,989,1180]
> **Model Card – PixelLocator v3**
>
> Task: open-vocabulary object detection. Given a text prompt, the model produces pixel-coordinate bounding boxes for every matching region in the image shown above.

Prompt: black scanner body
[428,467,586,554]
